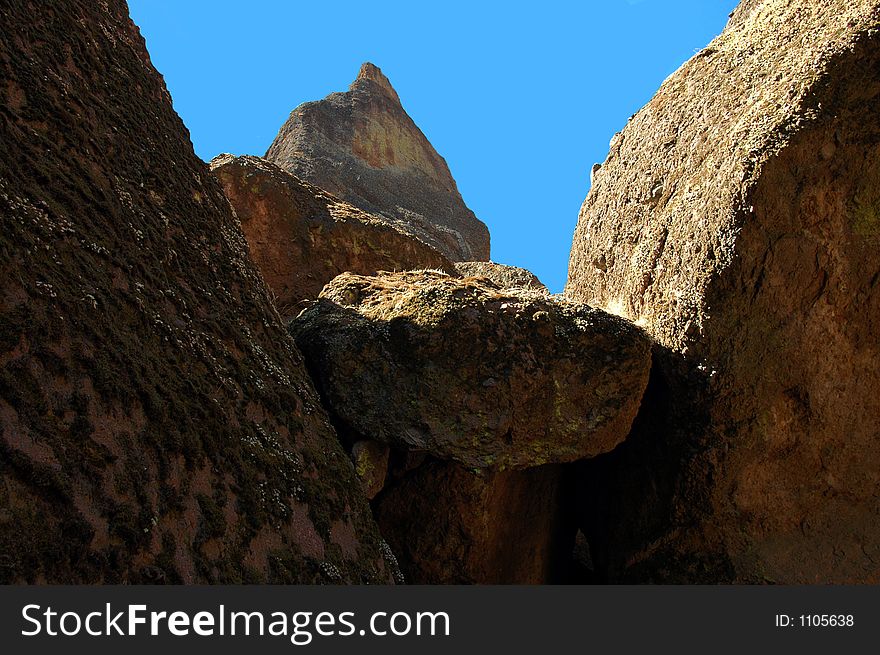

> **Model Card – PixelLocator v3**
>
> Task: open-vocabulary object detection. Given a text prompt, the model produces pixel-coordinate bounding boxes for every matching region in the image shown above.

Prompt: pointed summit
[352,62,401,104]
[266,63,490,261]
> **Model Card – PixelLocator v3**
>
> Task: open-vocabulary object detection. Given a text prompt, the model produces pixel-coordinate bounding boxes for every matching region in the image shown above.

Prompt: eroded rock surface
[210,154,454,316]
[567,0,880,583]
[266,63,490,262]
[292,271,651,470]
[0,0,395,584]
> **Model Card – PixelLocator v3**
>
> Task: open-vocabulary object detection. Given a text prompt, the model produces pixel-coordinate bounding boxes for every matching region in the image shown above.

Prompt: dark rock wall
[0,0,394,583]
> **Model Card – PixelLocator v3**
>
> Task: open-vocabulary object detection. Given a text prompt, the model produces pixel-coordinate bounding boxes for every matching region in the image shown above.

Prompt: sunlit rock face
[567,0,880,583]
[266,62,490,263]
[455,261,548,293]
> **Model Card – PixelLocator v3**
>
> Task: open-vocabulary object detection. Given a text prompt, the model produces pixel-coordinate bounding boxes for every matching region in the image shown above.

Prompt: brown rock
[375,460,571,584]
[0,0,395,584]
[567,0,880,582]
[209,154,455,316]
[266,63,490,262]
[454,261,548,293]
[291,271,651,469]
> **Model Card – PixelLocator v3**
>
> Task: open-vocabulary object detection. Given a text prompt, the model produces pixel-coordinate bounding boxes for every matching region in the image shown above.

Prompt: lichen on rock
[0,0,396,584]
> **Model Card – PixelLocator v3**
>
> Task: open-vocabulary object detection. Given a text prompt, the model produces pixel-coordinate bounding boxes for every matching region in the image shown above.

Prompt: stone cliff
[0,0,395,583]
[567,0,880,583]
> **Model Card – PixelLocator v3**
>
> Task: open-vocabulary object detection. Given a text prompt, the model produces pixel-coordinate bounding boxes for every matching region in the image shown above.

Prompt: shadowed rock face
[291,271,651,470]
[209,154,455,316]
[266,62,490,262]
[454,261,548,293]
[567,0,880,583]
[375,461,572,584]
[0,0,395,583]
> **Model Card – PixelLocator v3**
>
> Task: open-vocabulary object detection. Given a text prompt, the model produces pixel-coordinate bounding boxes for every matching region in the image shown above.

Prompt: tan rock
[567,0,880,583]
[291,270,651,469]
[351,440,390,500]
[210,154,455,316]
[454,261,548,293]
[266,63,490,262]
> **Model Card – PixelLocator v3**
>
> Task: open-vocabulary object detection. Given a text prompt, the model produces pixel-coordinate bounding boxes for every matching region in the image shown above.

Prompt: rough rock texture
[454,261,548,293]
[567,0,880,582]
[266,63,490,262]
[210,154,455,316]
[375,460,572,584]
[0,0,396,584]
[291,271,651,470]
[350,440,389,501]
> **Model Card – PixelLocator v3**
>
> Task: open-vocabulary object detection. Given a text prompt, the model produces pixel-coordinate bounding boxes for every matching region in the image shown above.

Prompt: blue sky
[130,0,738,292]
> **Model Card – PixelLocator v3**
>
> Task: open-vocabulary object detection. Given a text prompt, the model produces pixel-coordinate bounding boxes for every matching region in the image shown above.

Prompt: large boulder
[567,0,880,582]
[0,0,395,583]
[455,261,548,293]
[266,62,490,262]
[291,271,651,470]
[210,154,455,316]
[291,270,650,583]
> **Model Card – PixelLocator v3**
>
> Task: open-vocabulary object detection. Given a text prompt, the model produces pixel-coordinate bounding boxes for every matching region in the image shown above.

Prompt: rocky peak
[265,63,490,262]
[351,61,401,104]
